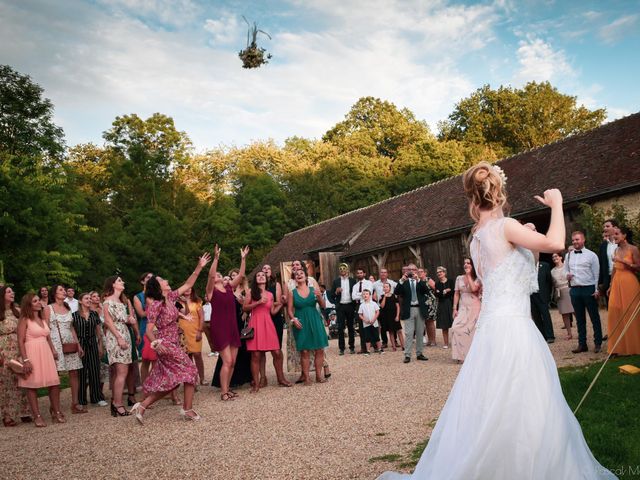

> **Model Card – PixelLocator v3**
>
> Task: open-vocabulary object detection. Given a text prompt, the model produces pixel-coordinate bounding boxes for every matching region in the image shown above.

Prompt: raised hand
[213,244,221,259]
[240,245,250,259]
[534,189,563,209]
[198,252,212,268]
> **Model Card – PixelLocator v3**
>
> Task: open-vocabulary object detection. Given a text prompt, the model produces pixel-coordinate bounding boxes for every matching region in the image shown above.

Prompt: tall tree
[439,81,606,157]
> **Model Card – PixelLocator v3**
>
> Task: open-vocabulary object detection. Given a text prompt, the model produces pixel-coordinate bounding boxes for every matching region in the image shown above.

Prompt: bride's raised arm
[504,189,565,254]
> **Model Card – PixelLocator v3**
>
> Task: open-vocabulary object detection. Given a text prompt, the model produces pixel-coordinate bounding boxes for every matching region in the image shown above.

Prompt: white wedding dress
[379,218,616,480]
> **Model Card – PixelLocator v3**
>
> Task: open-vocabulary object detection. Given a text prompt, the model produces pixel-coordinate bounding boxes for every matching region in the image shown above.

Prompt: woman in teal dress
[287,268,328,385]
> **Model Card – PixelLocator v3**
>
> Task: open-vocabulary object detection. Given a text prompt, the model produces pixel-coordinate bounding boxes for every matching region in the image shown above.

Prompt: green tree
[439,81,606,157]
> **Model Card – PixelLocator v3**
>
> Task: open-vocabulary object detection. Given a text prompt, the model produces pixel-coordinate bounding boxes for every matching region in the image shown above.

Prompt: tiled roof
[260,112,640,271]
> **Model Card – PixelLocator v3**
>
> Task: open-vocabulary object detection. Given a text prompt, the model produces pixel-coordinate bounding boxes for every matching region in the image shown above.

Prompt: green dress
[292,287,329,351]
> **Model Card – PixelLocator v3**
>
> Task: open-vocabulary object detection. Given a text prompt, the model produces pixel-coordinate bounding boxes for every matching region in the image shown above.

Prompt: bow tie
[574,250,582,254]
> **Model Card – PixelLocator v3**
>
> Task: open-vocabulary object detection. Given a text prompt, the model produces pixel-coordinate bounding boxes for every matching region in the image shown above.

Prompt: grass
[37,372,69,397]
[379,356,640,477]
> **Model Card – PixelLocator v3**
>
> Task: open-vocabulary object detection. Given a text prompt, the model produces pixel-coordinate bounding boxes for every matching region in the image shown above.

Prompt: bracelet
[23,358,30,363]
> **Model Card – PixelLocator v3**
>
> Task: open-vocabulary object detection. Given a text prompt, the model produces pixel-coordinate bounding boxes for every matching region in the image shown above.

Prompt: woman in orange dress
[607,225,640,355]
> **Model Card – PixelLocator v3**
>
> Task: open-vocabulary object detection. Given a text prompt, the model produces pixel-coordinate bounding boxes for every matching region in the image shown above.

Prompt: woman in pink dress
[244,271,284,393]
[205,245,249,401]
[451,259,482,363]
[129,252,211,424]
[17,293,62,427]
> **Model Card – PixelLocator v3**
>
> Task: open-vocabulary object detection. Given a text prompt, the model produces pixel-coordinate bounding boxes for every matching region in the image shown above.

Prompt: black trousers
[570,286,603,347]
[78,338,105,405]
[336,302,356,351]
[531,294,555,341]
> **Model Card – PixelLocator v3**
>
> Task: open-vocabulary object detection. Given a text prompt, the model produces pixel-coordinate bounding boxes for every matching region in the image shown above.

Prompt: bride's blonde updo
[463,161,508,222]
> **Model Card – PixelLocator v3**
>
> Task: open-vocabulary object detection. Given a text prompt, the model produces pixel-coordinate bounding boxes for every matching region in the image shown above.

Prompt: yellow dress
[607,250,640,355]
[178,300,203,353]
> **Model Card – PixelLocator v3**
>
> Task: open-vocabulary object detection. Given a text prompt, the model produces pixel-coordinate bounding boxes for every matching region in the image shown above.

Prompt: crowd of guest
[1,216,639,428]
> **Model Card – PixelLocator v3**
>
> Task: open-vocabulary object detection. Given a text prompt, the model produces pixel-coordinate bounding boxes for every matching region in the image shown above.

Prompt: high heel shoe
[130,402,146,425]
[127,392,137,407]
[179,408,201,421]
[110,403,130,417]
[49,407,66,423]
[71,404,88,414]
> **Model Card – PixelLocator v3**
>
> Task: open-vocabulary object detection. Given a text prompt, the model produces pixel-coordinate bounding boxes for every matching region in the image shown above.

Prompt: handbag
[240,318,254,340]
[54,313,79,354]
[7,358,26,376]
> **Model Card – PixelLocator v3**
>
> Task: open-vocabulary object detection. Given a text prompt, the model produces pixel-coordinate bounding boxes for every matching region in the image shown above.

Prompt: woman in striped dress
[72,293,107,407]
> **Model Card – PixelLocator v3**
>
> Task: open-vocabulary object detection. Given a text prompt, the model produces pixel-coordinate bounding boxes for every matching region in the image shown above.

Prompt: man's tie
[574,250,583,254]
[359,281,362,293]
[410,279,417,304]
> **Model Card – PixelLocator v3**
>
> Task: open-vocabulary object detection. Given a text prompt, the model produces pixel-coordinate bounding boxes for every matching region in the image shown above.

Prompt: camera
[407,272,414,279]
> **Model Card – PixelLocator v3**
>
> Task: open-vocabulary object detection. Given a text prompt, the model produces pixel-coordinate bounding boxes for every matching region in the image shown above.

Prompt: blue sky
[1,0,639,151]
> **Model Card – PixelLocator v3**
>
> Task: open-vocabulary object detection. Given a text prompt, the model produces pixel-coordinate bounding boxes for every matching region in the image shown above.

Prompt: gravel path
[1,310,608,479]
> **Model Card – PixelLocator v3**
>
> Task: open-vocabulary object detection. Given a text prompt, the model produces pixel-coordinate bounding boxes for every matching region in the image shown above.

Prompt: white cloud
[98,0,200,27]
[204,11,242,45]
[515,36,574,83]
[598,14,639,45]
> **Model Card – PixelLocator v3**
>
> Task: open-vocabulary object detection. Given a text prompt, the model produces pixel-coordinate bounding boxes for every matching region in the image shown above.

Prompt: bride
[379,162,616,479]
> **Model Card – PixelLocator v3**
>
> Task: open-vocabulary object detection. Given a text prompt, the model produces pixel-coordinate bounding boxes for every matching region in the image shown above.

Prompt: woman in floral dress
[0,286,30,426]
[130,252,211,423]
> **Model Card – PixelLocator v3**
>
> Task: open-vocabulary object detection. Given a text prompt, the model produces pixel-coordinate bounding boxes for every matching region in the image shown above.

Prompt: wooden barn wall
[421,234,469,278]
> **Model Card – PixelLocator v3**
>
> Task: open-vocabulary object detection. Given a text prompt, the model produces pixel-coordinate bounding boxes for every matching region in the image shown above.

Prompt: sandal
[130,403,146,425]
[49,407,66,423]
[220,392,235,401]
[34,415,46,428]
[180,408,201,421]
[278,380,293,387]
[2,417,17,427]
[228,390,239,398]
[127,392,137,407]
[72,404,88,414]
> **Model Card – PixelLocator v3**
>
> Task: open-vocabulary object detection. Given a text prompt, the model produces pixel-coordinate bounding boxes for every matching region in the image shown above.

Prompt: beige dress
[104,300,132,365]
[551,266,574,315]
[450,276,482,362]
[0,310,30,421]
[48,305,83,371]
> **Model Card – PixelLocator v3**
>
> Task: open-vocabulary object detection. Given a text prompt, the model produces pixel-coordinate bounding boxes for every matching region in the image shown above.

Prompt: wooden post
[370,251,388,273]
[408,244,423,268]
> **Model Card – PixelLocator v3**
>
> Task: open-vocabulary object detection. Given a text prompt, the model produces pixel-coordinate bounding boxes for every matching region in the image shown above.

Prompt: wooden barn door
[318,251,342,286]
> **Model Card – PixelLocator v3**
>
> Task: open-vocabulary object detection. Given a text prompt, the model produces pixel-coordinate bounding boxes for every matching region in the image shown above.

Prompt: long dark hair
[102,276,127,303]
[0,286,20,321]
[49,284,70,310]
[145,276,164,303]
[464,258,478,281]
[618,225,634,245]
[263,265,277,289]
[19,293,41,320]
[250,272,267,301]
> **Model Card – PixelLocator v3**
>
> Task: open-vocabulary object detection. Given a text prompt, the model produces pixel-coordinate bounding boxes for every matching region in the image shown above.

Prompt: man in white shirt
[564,231,603,353]
[65,287,79,313]
[352,268,374,354]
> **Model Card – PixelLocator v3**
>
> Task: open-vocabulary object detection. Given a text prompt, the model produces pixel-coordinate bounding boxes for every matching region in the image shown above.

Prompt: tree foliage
[0,65,608,295]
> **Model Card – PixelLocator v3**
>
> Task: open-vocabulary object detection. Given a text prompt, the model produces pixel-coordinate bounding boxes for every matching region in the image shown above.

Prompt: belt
[410,304,420,308]
[572,284,595,288]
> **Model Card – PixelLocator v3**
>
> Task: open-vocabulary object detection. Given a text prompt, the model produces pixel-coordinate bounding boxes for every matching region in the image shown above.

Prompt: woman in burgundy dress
[206,245,249,401]
[129,252,211,424]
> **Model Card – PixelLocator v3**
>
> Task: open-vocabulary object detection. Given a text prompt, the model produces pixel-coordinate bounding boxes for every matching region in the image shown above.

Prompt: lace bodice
[470,217,538,317]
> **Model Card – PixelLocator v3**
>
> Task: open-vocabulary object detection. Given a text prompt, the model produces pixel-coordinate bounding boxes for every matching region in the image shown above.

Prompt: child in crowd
[358,289,382,355]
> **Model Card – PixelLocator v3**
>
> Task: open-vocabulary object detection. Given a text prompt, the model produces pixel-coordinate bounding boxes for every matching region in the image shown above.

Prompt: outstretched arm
[230,246,250,289]
[206,244,221,301]
[178,252,211,296]
[504,189,565,253]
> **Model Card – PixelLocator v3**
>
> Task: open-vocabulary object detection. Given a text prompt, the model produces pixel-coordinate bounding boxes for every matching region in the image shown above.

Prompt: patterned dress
[103,300,133,365]
[143,291,198,393]
[48,305,83,371]
[0,310,29,421]
[450,275,482,362]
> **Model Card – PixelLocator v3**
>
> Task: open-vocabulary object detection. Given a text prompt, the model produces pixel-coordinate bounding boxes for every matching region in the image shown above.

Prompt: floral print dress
[49,305,83,371]
[0,310,29,421]
[143,291,197,393]
[103,300,132,365]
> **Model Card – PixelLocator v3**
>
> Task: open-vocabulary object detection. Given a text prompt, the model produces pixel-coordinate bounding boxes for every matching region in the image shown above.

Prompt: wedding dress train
[378,218,616,480]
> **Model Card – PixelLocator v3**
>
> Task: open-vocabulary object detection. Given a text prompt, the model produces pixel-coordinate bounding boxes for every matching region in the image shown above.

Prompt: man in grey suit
[394,263,429,363]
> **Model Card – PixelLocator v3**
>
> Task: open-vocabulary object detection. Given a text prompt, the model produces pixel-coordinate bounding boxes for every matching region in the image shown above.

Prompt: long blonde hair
[462,161,508,225]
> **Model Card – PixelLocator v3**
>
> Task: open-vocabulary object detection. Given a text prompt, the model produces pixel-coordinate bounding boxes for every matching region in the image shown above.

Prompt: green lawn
[372,356,640,478]
[37,372,69,397]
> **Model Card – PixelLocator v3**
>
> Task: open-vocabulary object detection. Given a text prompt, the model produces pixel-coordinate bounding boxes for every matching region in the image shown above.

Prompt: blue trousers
[569,286,603,347]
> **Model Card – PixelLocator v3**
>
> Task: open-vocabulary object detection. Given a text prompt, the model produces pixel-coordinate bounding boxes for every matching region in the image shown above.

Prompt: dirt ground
[1,310,609,480]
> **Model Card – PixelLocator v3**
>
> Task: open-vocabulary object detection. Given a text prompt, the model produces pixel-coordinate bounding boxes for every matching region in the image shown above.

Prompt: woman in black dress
[379,282,403,351]
[212,272,252,389]
[435,266,455,349]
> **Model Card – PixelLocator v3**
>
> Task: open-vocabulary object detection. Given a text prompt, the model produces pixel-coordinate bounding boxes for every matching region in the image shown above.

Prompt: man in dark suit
[329,263,357,355]
[531,260,555,343]
[394,263,429,363]
[598,219,619,300]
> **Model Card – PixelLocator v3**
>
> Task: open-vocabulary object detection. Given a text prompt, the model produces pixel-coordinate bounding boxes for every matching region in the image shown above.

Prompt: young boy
[358,289,382,355]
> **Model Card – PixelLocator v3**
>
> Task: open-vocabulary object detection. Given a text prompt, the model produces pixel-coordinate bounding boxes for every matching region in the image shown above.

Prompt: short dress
[143,291,198,393]
[246,291,280,352]
[178,300,203,353]
[19,319,60,389]
[292,287,329,351]
[0,310,29,419]
[379,294,402,333]
[551,266,574,315]
[103,300,133,365]
[48,305,83,371]
[210,285,241,352]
